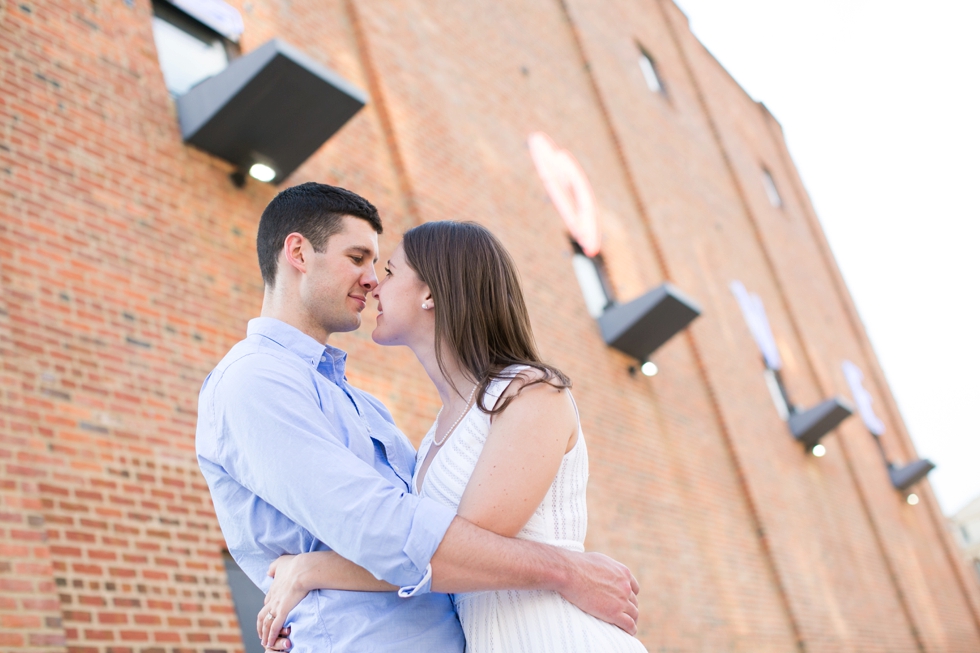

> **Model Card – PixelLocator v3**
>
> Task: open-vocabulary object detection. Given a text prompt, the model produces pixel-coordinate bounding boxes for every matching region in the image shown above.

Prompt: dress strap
[480,364,531,412]
[565,389,581,422]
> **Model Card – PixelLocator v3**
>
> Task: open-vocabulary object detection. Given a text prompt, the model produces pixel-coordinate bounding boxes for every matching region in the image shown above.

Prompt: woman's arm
[423,380,639,635]
[257,551,396,647]
[456,377,578,537]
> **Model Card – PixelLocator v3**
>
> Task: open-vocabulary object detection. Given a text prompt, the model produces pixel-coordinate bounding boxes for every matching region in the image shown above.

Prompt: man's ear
[282,233,309,274]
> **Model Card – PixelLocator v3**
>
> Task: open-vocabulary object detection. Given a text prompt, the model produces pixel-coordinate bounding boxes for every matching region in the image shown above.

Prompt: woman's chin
[371,327,393,346]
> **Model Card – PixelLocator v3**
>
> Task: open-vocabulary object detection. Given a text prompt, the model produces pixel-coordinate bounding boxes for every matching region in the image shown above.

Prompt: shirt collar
[246,317,348,382]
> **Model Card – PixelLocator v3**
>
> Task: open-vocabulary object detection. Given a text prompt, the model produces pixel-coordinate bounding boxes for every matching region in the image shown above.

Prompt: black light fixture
[872,434,935,495]
[526,132,702,374]
[788,397,853,450]
[177,38,367,184]
[730,280,853,452]
[597,282,702,366]
[842,360,935,495]
[889,459,936,492]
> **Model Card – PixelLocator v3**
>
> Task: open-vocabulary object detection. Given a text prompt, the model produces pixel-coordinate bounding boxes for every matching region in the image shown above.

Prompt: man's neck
[261,292,331,345]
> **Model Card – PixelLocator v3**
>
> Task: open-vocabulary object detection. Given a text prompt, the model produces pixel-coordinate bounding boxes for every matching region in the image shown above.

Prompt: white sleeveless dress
[413,367,647,652]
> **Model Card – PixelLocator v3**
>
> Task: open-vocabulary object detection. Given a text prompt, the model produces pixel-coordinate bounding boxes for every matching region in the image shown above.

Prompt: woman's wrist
[290,553,316,593]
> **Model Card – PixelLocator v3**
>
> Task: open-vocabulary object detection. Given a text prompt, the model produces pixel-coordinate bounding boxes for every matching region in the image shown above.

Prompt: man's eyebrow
[346,246,377,263]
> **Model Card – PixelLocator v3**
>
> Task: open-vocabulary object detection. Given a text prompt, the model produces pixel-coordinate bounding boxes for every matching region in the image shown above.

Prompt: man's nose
[362,267,379,291]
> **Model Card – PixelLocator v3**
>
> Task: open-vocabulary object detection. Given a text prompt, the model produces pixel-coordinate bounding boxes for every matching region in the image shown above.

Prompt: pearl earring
[422,303,428,310]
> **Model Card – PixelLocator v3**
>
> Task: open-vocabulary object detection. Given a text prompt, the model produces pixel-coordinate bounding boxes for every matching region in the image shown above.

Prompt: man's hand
[558,551,640,635]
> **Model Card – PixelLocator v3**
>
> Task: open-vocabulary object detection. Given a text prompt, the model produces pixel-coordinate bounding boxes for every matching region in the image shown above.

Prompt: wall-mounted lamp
[177,38,367,184]
[628,361,660,377]
[640,361,658,376]
[599,283,702,365]
[788,397,853,450]
[889,459,936,492]
[731,280,853,452]
[527,131,702,373]
[842,360,935,494]
[249,163,276,183]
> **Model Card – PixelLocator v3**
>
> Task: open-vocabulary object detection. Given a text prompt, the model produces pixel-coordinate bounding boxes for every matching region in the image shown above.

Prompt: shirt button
[320,355,327,362]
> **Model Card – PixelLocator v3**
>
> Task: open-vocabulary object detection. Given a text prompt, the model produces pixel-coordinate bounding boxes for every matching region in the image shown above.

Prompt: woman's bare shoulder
[497,366,562,398]
[491,367,572,425]
[489,366,577,449]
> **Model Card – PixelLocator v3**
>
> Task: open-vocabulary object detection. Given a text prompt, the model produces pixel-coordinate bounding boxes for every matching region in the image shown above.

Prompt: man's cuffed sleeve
[209,353,452,587]
[396,496,456,595]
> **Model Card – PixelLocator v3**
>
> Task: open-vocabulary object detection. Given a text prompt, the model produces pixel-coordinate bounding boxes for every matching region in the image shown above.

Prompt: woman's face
[371,243,433,347]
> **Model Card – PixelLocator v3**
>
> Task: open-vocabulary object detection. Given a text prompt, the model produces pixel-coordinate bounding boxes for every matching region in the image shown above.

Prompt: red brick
[0,633,25,647]
[97,612,128,625]
[120,630,149,641]
[20,597,60,611]
[28,633,66,647]
[0,614,42,629]
[83,629,114,641]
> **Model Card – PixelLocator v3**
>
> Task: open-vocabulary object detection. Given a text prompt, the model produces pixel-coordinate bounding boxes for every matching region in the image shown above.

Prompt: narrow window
[151,0,239,97]
[763,368,791,420]
[761,168,783,207]
[638,46,664,94]
[571,241,615,318]
[222,551,266,653]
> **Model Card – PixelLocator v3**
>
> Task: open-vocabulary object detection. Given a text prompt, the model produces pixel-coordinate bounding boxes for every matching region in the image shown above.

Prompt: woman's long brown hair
[402,221,570,414]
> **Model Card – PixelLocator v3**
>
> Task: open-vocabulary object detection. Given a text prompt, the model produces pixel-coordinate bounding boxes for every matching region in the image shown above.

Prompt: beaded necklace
[432,384,478,447]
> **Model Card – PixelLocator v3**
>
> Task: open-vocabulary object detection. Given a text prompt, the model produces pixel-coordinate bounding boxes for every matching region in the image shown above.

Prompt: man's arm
[208,354,455,588]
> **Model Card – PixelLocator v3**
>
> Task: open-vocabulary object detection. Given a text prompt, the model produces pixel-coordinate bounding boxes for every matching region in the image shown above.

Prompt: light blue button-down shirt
[196,317,464,653]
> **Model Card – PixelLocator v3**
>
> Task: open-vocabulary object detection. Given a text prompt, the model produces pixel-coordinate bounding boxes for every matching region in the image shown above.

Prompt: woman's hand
[263,626,291,652]
[256,554,310,648]
[255,549,398,648]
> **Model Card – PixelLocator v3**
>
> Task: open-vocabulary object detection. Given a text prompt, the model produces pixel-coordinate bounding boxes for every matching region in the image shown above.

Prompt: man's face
[301,216,380,336]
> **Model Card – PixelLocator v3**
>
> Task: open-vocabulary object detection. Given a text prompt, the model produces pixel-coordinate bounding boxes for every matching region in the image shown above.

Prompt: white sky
[673,0,980,515]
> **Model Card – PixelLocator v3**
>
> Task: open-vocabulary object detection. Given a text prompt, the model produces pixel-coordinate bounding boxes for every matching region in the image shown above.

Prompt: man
[196,183,639,652]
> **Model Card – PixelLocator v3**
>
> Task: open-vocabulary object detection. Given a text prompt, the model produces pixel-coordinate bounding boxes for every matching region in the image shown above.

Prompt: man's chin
[329,314,362,335]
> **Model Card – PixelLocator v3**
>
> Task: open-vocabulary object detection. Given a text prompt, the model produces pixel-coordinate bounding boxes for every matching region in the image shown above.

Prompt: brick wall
[0,261,64,650]
[1,0,978,651]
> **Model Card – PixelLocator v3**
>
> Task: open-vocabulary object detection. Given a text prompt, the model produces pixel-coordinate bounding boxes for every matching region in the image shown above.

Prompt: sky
[672,0,980,515]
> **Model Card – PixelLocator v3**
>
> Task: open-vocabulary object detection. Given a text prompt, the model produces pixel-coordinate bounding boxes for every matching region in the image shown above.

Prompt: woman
[257,221,646,652]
